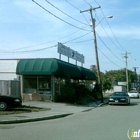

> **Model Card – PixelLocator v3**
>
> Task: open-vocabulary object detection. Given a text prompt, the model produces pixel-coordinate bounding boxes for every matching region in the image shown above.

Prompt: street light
[90,13,113,103]
[94,15,113,27]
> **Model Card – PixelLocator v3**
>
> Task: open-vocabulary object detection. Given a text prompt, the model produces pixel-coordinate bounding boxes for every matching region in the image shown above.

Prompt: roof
[16,58,96,80]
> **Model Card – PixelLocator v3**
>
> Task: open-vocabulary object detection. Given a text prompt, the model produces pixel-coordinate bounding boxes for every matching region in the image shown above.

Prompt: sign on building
[58,42,84,64]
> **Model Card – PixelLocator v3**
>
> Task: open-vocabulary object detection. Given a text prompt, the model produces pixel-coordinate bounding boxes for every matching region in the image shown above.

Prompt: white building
[0,60,18,80]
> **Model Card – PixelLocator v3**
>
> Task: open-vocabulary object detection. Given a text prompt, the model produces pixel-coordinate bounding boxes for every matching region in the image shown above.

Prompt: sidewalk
[0,99,108,124]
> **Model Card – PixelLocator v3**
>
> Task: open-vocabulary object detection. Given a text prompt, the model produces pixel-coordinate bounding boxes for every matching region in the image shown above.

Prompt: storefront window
[38,76,51,94]
[23,76,37,93]
[23,75,51,94]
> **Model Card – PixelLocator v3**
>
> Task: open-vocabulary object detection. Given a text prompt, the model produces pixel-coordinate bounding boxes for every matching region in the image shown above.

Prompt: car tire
[0,102,7,111]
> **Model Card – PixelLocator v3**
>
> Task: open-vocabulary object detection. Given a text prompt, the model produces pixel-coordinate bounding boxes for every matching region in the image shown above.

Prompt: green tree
[102,79,112,92]
[102,68,136,90]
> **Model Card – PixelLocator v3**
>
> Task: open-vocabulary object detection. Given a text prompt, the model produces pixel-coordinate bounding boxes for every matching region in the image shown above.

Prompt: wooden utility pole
[80,6,104,103]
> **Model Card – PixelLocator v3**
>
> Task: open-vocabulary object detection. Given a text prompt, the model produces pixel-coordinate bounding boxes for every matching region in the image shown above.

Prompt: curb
[98,101,108,107]
[0,113,73,124]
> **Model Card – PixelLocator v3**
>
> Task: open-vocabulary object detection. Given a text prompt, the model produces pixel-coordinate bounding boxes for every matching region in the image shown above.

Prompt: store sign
[58,42,84,63]
[58,42,70,57]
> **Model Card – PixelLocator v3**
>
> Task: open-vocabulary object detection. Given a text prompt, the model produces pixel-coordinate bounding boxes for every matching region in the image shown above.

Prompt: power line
[0,45,57,54]
[95,15,125,53]
[93,0,126,52]
[10,29,83,51]
[65,0,80,11]
[101,9,126,52]
[44,0,89,26]
[83,0,92,7]
[64,0,90,25]
[96,33,124,62]
[98,47,122,69]
[32,0,91,31]
[0,31,92,54]
[93,0,101,7]
[66,38,93,44]
[63,31,92,44]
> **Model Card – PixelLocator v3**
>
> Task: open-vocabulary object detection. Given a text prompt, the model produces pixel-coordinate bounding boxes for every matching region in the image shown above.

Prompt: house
[0,60,18,80]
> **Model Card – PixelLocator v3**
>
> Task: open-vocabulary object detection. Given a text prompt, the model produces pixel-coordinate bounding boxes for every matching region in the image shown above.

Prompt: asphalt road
[0,99,140,140]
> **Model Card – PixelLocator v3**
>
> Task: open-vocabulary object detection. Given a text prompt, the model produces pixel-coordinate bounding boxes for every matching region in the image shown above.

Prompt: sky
[0,0,140,73]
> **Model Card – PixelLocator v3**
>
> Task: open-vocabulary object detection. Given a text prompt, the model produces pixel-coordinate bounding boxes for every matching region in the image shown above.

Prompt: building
[0,60,18,80]
[16,58,96,101]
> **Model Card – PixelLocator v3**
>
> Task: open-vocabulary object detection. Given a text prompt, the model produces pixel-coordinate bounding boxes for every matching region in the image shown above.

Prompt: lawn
[0,105,51,115]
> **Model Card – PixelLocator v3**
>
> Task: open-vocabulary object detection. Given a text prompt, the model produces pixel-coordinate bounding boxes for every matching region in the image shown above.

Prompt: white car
[128,90,139,98]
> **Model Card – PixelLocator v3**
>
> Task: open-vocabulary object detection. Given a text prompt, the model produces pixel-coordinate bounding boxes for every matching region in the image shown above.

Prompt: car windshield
[112,92,127,96]
[129,90,138,93]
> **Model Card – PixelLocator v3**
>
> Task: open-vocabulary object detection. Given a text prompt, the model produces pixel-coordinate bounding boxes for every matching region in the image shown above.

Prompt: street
[0,99,140,140]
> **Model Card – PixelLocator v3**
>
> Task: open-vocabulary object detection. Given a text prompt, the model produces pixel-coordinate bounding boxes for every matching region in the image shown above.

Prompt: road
[0,99,140,140]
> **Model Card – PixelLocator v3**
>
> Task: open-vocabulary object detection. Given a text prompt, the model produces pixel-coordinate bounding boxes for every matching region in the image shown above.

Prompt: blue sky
[0,0,140,73]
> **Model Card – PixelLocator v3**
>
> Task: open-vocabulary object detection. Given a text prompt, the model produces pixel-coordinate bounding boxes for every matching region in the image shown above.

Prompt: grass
[0,105,51,115]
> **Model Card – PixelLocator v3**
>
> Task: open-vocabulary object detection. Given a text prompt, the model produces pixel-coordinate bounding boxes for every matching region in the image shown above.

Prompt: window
[23,76,37,93]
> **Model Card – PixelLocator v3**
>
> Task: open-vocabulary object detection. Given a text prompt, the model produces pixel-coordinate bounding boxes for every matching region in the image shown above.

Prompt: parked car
[128,90,139,98]
[108,91,130,105]
[0,95,22,111]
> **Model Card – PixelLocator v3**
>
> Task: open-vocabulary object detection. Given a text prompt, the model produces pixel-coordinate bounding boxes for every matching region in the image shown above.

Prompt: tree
[102,68,136,90]
[102,79,112,93]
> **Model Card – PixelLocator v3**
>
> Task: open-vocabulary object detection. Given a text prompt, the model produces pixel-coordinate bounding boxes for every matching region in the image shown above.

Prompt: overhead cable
[94,0,126,52]
[0,45,57,54]
[63,31,92,44]
[98,47,122,69]
[96,32,124,62]
[83,0,92,7]
[95,16,124,53]
[64,0,90,25]
[66,38,93,44]
[11,29,83,51]
[32,0,91,31]
[45,0,89,26]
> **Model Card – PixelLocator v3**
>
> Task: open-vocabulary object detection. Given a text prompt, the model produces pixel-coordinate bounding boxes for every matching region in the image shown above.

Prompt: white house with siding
[0,60,18,80]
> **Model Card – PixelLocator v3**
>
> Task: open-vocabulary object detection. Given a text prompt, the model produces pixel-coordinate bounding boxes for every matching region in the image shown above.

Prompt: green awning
[78,67,96,80]
[16,58,96,80]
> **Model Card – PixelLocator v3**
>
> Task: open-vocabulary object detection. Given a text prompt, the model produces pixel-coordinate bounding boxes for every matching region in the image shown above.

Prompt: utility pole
[133,67,138,89]
[123,52,130,92]
[80,6,104,103]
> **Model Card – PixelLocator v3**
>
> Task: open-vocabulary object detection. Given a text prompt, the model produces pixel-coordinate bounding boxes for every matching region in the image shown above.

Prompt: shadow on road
[108,103,138,107]
[128,103,138,106]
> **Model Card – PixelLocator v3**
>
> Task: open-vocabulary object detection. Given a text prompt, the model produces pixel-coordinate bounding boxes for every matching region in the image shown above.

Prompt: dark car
[0,95,22,111]
[108,91,130,105]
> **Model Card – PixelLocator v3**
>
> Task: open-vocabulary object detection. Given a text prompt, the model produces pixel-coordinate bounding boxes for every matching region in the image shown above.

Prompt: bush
[55,78,75,103]
[55,78,97,105]
[76,95,95,105]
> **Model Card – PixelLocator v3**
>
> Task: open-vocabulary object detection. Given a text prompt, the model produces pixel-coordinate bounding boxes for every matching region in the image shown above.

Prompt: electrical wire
[0,31,92,54]
[63,31,92,44]
[0,45,57,54]
[83,0,92,7]
[65,0,80,11]
[66,38,93,44]
[96,33,124,62]
[94,0,126,52]
[44,0,89,26]
[10,29,84,51]
[64,0,90,25]
[95,16,124,53]
[98,47,122,69]
[32,0,91,31]
[130,54,135,68]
